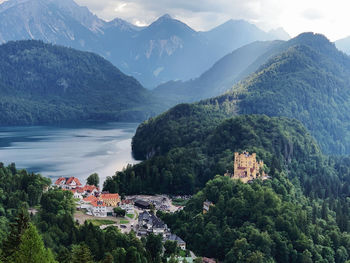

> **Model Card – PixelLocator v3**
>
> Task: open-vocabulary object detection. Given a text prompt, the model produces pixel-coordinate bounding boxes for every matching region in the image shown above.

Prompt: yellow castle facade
[231,152,265,183]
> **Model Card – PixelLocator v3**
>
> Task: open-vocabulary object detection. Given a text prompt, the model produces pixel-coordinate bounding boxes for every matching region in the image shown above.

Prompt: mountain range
[154,31,350,105]
[133,33,350,158]
[0,0,290,88]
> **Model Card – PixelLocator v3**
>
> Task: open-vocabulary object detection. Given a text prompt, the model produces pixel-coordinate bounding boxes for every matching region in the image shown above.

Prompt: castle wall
[233,152,265,182]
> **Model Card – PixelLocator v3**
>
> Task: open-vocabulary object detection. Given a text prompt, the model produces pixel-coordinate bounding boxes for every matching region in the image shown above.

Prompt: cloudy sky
[73,0,350,41]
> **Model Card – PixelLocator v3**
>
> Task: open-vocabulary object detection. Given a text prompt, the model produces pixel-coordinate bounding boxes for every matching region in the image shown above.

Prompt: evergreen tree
[164,240,178,257]
[102,253,113,263]
[13,223,57,263]
[1,208,29,261]
[71,244,94,263]
[145,233,163,263]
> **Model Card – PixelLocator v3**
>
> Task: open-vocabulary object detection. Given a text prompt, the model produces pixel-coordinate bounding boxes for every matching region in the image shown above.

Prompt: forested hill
[153,32,350,108]
[106,114,340,196]
[106,112,350,261]
[137,33,350,155]
[231,32,350,154]
[0,40,164,125]
[152,40,282,105]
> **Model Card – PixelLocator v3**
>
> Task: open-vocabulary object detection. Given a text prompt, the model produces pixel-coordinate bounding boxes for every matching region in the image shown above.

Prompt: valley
[2,0,350,263]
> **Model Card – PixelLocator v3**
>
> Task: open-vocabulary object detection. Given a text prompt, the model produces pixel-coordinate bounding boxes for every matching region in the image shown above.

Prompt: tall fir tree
[1,208,29,261]
[13,223,57,263]
[71,244,94,263]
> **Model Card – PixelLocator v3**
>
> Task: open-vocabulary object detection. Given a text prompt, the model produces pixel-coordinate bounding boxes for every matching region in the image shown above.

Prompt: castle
[228,152,266,183]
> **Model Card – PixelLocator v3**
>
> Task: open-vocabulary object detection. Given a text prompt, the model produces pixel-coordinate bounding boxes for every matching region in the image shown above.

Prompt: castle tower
[233,152,265,183]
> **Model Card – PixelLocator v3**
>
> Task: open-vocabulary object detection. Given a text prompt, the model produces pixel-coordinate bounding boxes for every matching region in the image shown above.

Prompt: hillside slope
[0,40,162,125]
[138,33,350,156]
[154,32,348,106]
[153,40,282,104]
[105,114,333,195]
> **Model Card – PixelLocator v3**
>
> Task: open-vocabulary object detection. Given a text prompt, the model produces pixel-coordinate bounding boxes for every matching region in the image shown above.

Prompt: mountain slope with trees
[0,40,163,125]
[154,32,350,107]
[105,114,340,197]
[137,33,350,157]
[0,0,289,87]
[153,40,283,105]
[160,175,350,262]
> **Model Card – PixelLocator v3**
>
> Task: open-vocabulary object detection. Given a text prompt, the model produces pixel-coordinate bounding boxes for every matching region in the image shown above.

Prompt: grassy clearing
[120,220,129,224]
[126,214,134,219]
[86,219,115,227]
[172,198,188,206]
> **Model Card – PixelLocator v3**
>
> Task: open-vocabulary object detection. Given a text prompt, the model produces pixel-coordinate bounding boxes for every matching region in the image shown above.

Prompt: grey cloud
[75,0,282,30]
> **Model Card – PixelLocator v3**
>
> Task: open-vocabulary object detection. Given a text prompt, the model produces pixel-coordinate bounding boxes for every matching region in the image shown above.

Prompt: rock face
[0,0,289,88]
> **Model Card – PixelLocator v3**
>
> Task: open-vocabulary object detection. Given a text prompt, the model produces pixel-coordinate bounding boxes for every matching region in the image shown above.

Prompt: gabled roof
[167,234,185,244]
[66,177,82,186]
[100,193,120,200]
[138,211,166,229]
[54,177,66,185]
[83,195,98,203]
[83,185,99,192]
[135,199,150,207]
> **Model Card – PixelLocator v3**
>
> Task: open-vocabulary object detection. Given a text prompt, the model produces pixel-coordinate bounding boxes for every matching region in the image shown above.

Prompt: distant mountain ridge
[153,40,283,104]
[133,33,350,156]
[0,40,163,125]
[0,0,290,88]
[336,36,350,55]
[153,31,344,106]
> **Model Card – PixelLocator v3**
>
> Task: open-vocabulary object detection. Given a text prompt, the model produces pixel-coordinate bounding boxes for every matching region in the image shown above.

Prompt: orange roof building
[83,195,98,203]
[100,193,120,207]
[83,193,120,207]
[54,177,82,189]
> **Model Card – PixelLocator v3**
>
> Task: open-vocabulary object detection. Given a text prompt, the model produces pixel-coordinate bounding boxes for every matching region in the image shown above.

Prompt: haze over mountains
[154,31,350,105]
[336,36,350,55]
[0,0,290,88]
[136,33,350,156]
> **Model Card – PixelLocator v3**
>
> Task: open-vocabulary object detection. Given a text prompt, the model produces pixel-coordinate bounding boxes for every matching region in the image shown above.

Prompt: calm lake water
[0,122,139,184]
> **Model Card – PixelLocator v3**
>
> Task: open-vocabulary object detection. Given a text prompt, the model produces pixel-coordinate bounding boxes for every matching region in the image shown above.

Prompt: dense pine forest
[0,40,165,125]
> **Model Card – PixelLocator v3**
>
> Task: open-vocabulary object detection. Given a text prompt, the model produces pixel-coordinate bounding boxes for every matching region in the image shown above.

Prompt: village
[53,176,199,262]
[53,151,266,263]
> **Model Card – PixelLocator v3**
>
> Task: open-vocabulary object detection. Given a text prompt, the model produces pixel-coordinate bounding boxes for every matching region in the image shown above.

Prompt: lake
[0,122,139,184]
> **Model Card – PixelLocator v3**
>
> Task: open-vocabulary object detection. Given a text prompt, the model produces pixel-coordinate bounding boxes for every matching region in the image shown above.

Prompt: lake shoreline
[0,122,140,185]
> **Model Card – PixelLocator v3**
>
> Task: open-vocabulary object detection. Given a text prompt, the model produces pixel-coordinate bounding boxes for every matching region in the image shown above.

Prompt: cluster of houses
[54,177,187,252]
[54,176,120,217]
[137,210,186,250]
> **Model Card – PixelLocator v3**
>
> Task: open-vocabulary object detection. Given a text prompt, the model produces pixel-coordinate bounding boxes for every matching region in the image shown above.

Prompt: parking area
[126,194,185,213]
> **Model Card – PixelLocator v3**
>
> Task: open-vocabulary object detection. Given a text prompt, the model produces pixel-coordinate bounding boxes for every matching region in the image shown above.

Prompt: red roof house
[54,177,82,189]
